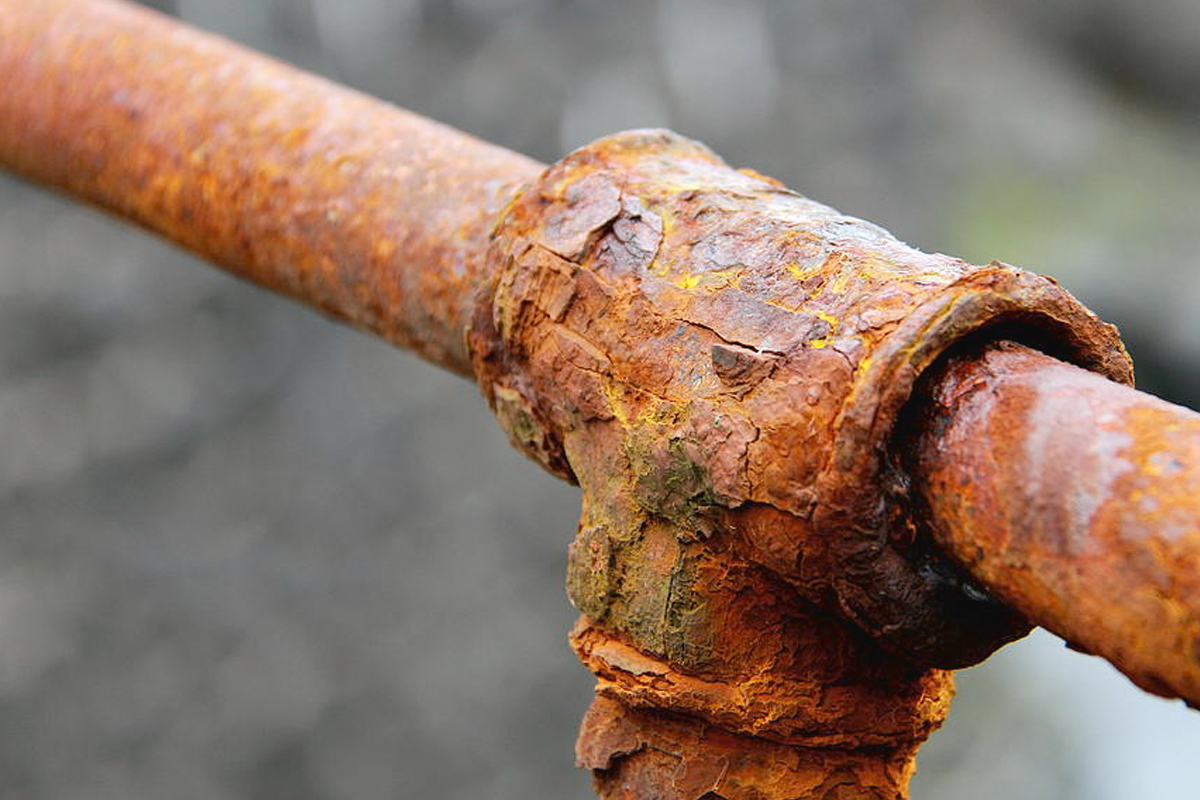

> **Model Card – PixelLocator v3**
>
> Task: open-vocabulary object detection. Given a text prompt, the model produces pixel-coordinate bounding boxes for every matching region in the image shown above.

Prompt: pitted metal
[471,130,1132,679]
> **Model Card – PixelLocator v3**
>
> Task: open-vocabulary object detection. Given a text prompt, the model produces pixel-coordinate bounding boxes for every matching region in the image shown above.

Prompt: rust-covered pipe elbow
[470,129,1132,668]
[465,130,1135,797]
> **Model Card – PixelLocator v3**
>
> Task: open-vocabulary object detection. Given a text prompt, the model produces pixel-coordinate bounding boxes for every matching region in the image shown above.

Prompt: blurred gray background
[1,0,1199,797]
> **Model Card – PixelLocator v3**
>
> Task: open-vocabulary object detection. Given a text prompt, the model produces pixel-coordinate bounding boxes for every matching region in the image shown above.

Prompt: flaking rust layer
[470,130,1131,798]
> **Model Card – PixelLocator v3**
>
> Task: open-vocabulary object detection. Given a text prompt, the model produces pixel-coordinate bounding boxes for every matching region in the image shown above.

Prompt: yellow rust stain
[600,382,632,425]
[674,269,738,291]
[786,262,815,280]
[814,310,839,329]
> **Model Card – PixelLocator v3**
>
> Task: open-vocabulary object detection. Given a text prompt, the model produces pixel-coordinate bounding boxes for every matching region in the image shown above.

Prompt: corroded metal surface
[905,341,1200,707]
[469,129,1132,795]
[577,696,919,800]
[4,2,1197,796]
[472,129,1130,666]
[0,0,541,376]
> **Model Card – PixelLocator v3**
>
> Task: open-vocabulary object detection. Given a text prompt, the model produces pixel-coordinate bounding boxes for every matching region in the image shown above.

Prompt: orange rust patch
[907,341,1200,706]
[578,696,920,800]
[0,0,541,376]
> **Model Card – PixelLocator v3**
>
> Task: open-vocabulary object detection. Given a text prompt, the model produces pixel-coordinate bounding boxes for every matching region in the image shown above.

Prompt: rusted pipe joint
[468,130,1132,794]
[472,129,1130,660]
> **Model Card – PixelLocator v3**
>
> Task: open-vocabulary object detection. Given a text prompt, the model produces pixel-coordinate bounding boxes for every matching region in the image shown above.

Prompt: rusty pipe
[904,340,1200,707]
[0,0,541,377]
[5,2,1200,796]
[3,0,1200,734]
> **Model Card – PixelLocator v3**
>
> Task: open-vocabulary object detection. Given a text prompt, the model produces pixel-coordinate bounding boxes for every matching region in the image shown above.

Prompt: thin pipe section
[906,341,1200,707]
[0,0,543,375]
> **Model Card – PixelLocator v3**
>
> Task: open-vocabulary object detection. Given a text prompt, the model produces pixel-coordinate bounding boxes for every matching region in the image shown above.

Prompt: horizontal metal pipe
[0,0,542,376]
[904,341,1200,706]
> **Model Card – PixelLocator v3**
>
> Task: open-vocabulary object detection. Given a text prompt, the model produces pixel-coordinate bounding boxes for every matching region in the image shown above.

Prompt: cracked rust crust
[578,696,919,800]
[471,129,1132,673]
[571,616,952,749]
[907,341,1200,707]
[0,0,541,376]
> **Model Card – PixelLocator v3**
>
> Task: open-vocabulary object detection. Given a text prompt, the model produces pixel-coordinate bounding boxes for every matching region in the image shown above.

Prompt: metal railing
[2,1,1198,797]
